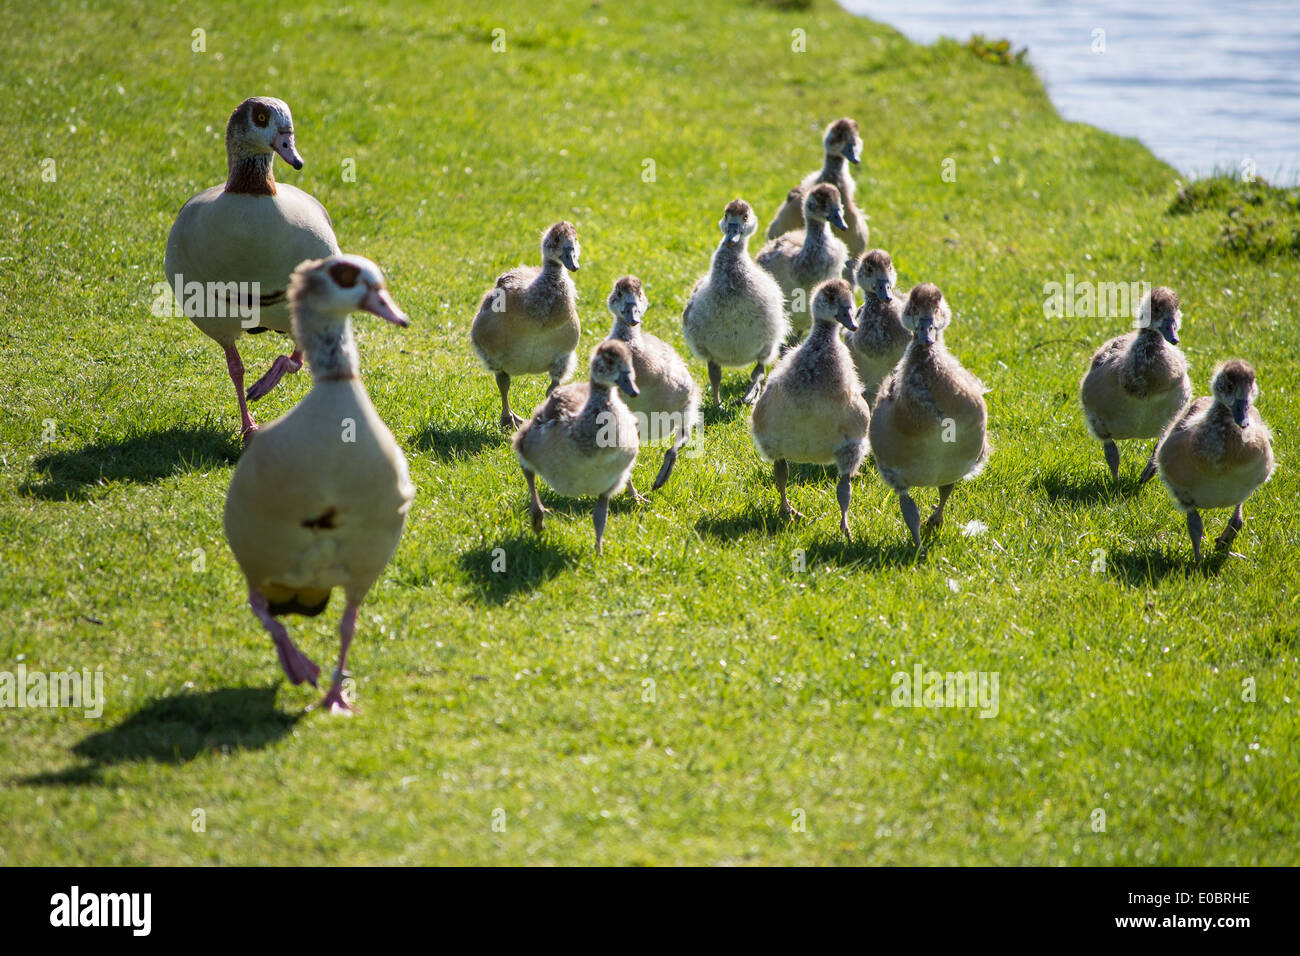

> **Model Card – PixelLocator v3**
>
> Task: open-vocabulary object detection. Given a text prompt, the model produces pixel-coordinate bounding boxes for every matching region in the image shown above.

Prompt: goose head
[607,275,648,329]
[803,183,848,231]
[902,283,951,347]
[590,339,638,398]
[719,199,758,246]
[1137,286,1181,345]
[825,117,862,166]
[856,249,897,301]
[227,96,303,169]
[542,221,581,272]
[1211,359,1259,429]
[290,255,408,326]
[812,278,857,332]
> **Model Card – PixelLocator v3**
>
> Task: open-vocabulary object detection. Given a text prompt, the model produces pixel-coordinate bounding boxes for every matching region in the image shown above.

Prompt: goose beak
[361,287,409,327]
[915,322,935,346]
[876,280,892,301]
[838,309,858,333]
[561,250,580,272]
[1161,324,1179,346]
[273,130,304,170]
[844,143,862,165]
[828,208,849,231]
[622,304,641,326]
[1232,399,1249,428]
[617,370,639,398]
[724,224,745,244]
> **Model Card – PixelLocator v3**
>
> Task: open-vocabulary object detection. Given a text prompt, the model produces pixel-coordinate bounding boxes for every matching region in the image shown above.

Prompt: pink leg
[246,348,304,403]
[319,601,359,716]
[248,588,320,687]
[223,344,258,438]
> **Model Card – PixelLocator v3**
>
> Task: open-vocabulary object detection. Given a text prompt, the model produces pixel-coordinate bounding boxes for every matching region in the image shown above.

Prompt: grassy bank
[1,0,1296,864]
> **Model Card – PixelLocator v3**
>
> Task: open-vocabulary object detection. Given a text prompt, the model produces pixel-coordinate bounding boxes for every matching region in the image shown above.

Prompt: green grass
[2,0,1297,865]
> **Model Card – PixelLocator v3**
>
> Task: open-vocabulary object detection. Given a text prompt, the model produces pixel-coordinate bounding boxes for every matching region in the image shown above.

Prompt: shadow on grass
[458,532,582,605]
[805,536,925,569]
[695,504,779,540]
[409,422,503,462]
[1106,545,1225,587]
[17,685,300,787]
[1031,467,1146,506]
[18,424,239,501]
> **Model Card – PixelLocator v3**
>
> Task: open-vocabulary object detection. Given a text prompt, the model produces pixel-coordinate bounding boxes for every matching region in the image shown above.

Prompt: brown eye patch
[253,109,270,127]
[329,262,362,288]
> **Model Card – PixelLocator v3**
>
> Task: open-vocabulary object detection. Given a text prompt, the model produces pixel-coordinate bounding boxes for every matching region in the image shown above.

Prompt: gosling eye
[253,110,270,127]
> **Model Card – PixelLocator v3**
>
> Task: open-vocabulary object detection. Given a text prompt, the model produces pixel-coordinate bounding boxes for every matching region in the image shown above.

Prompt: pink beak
[361,287,409,327]
[273,131,304,170]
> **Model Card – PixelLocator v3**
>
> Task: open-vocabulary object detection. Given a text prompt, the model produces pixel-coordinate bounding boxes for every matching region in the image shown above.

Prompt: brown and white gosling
[750,279,870,539]
[1155,359,1275,563]
[512,340,641,554]
[606,276,702,492]
[844,249,910,401]
[1079,286,1191,484]
[471,221,582,429]
[756,183,850,342]
[870,284,989,547]
[682,200,789,406]
[766,118,869,276]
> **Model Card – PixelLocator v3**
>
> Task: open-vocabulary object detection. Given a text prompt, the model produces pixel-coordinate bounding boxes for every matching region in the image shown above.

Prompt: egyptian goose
[512,340,641,554]
[870,283,989,546]
[682,200,788,406]
[751,279,870,538]
[165,96,340,438]
[1079,287,1192,483]
[1156,359,1275,562]
[223,255,413,714]
[471,221,582,429]
[605,276,701,492]
[766,118,868,275]
[845,249,909,401]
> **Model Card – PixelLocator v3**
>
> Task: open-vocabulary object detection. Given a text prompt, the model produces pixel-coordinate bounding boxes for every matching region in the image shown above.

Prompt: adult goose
[224,255,413,714]
[165,96,340,438]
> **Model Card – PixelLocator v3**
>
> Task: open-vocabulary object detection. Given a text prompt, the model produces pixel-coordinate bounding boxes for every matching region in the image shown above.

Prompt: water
[838,0,1300,186]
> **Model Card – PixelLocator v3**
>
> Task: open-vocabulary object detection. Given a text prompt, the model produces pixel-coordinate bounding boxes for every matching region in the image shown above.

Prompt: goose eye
[254,111,269,127]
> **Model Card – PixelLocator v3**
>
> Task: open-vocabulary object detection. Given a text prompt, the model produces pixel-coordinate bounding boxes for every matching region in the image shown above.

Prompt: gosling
[1155,359,1275,563]
[682,199,789,406]
[756,183,850,342]
[606,276,701,492]
[1079,286,1191,484]
[766,118,869,276]
[870,283,989,546]
[513,340,641,554]
[750,279,870,539]
[844,249,909,401]
[471,221,582,429]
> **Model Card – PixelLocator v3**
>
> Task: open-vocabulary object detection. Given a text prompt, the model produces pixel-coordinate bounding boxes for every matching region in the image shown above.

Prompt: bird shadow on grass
[695,503,781,540]
[1105,545,1225,587]
[18,424,239,502]
[409,422,503,462]
[804,535,926,570]
[16,685,300,787]
[458,532,582,605]
[1031,467,1144,506]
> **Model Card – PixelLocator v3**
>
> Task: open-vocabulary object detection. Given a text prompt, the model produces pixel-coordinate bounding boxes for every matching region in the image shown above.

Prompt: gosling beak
[273,129,304,170]
[1232,399,1249,428]
[622,303,641,326]
[361,287,409,327]
[844,143,862,165]
[829,208,849,231]
[617,370,639,398]
[915,322,935,346]
[725,224,745,244]
[838,309,858,333]
[561,250,580,272]
[876,280,892,301]
[1161,323,1179,346]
